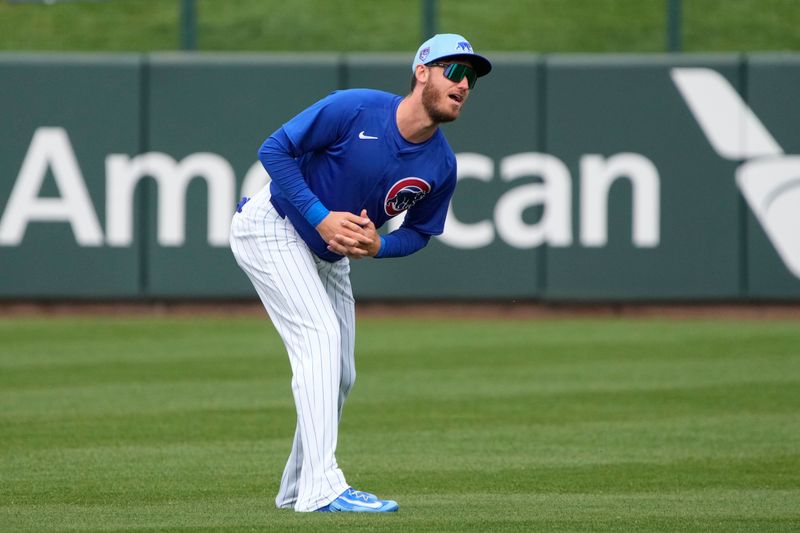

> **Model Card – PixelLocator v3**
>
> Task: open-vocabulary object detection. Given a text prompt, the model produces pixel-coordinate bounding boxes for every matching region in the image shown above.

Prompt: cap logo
[456,41,472,52]
[419,47,430,62]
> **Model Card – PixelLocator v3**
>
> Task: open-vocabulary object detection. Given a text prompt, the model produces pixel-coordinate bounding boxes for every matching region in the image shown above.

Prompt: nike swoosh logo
[339,496,383,509]
[359,131,379,140]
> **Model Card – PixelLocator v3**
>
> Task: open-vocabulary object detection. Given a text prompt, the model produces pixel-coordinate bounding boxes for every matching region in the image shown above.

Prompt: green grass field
[1,315,799,531]
[1,0,799,52]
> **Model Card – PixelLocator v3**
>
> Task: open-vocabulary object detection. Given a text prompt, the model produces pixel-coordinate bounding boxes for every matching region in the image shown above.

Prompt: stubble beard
[422,82,459,124]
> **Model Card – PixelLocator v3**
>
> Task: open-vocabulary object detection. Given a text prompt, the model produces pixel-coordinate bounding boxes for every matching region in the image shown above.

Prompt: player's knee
[340,367,356,394]
[311,319,342,352]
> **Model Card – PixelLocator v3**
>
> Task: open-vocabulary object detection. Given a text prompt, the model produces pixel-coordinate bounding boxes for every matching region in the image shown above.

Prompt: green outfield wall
[1,52,799,301]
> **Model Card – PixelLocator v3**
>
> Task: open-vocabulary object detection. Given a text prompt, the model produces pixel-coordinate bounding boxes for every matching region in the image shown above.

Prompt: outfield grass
[0,0,799,52]
[1,316,799,531]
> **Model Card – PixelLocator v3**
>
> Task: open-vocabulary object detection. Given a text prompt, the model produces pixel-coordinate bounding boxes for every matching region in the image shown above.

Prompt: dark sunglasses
[427,62,478,89]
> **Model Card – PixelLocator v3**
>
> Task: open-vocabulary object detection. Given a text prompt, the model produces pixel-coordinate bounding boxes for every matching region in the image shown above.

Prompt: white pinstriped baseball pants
[229,186,354,512]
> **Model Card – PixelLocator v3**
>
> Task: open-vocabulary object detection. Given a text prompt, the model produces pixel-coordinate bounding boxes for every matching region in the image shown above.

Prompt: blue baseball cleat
[315,488,399,512]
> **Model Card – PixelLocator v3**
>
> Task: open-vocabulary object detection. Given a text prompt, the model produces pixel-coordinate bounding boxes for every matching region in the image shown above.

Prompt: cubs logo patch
[384,177,431,216]
[419,47,430,62]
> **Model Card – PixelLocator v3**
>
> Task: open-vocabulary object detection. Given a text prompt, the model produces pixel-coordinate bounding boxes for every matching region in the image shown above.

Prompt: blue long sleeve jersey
[259,89,458,262]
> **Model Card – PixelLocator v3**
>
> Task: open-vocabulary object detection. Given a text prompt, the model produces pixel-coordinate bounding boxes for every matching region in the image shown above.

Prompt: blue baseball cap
[412,33,492,77]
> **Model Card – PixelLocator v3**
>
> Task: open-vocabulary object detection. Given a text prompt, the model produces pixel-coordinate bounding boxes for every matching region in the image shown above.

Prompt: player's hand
[326,209,380,259]
[316,210,372,256]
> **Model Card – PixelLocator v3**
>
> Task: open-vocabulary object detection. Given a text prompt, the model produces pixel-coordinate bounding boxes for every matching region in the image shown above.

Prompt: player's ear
[415,64,428,86]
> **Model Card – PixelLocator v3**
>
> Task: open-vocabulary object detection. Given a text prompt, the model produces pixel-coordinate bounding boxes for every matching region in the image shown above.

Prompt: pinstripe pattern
[230,186,353,512]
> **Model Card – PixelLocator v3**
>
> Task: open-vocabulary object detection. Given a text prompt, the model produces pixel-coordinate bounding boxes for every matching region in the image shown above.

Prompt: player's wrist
[374,236,386,258]
[305,201,330,228]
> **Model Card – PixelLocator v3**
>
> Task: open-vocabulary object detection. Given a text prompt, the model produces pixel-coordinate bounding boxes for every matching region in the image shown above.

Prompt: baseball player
[229,33,491,513]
